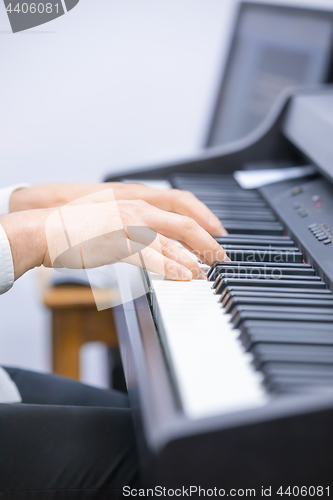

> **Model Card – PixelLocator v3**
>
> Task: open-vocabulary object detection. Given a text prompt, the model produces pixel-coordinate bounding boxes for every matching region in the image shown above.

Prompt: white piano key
[152,278,267,420]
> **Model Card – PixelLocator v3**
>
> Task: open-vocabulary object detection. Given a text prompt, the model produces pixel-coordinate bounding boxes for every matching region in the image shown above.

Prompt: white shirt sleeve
[0,185,28,402]
[0,367,21,403]
[0,225,15,295]
[0,184,30,295]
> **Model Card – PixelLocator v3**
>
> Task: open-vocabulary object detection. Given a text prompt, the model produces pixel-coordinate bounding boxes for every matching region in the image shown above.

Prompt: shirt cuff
[0,184,30,216]
[0,224,15,295]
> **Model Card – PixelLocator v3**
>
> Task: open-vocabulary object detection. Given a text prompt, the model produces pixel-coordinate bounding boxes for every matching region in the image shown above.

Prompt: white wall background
[1,0,332,385]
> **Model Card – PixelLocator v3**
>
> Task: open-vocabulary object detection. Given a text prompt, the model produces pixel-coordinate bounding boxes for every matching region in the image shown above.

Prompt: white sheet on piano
[152,277,268,420]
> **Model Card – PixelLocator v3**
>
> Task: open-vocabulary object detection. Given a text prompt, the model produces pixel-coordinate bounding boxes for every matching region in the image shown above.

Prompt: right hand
[43,197,229,281]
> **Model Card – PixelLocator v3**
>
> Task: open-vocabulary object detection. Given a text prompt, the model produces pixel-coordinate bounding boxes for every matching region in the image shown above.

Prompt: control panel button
[318,235,327,241]
[309,223,318,229]
[312,195,320,202]
[324,239,332,245]
[298,209,308,217]
[292,186,302,195]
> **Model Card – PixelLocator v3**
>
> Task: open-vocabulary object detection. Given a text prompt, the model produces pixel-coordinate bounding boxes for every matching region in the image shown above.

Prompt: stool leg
[52,309,82,380]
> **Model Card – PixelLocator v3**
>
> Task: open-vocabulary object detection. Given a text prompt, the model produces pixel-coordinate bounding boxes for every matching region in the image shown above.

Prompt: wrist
[0,209,51,280]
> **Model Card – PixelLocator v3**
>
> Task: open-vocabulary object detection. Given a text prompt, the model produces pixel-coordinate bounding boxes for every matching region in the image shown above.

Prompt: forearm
[0,210,50,280]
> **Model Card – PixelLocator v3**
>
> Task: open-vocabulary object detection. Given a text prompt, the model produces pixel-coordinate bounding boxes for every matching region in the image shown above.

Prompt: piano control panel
[292,185,328,220]
[260,175,333,288]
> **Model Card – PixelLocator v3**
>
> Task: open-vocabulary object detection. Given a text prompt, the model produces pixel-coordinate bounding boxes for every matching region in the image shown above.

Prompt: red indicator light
[317,202,321,207]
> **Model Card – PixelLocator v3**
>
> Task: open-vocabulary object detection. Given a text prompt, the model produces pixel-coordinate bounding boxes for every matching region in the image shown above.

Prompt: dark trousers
[0,367,140,500]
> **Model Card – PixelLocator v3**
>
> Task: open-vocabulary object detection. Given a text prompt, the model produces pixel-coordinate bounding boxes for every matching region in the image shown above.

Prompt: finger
[158,236,206,279]
[125,227,205,279]
[168,190,227,236]
[180,240,231,266]
[139,207,229,265]
[122,243,193,281]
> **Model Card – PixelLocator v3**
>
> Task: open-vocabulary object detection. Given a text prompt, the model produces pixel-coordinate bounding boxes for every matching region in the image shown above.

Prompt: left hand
[10,182,227,236]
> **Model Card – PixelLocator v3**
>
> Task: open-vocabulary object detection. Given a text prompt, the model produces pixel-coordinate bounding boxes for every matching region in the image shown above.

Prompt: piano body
[106,87,333,490]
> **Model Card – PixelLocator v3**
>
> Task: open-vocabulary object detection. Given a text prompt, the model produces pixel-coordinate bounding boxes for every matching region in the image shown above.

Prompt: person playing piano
[0,182,228,499]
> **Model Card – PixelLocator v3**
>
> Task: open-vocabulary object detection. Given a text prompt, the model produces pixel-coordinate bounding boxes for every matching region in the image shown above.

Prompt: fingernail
[224,255,231,262]
[180,268,193,281]
[197,272,207,280]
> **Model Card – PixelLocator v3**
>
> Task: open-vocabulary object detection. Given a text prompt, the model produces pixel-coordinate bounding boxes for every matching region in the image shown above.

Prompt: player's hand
[43,197,229,281]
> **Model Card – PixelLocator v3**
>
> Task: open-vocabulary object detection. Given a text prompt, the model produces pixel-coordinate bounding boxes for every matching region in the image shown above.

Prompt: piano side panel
[153,406,333,489]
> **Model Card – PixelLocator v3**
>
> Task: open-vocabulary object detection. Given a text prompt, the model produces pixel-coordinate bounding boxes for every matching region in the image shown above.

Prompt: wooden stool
[43,285,118,380]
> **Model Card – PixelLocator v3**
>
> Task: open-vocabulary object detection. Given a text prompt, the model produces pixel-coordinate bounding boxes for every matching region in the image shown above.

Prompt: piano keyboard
[149,174,333,419]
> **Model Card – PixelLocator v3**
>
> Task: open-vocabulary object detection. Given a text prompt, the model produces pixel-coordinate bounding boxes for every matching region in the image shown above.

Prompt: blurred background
[1,0,333,388]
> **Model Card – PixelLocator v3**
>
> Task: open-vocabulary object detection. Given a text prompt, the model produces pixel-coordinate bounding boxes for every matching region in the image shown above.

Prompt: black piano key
[218,265,316,279]
[219,286,331,303]
[221,221,282,229]
[214,278,325,295]
[211,266,315,283]
[215,234,293,242]
[240,329,333,350]
[190,191,261,200]
[239,320,333,334]
[233,311,333,328]
[171,175,236,185]
[225,296,333,314]
[221,290,333,308]
[222,222,284,235]
[213,274,318,292]
[222,245,299,251]
[214,273,321,282]
[207,261,312,279]
[252,344,333,368]
[190,193,261,202]
[264,362,333,378]
[224,249,303,263]
[215,237,295,247]
[263,362,333,390]
[213,274,321,292]
[232,305,333,316]
[267,376,333,393]
[172,173,235,180]
[214,212,277,222]
[205,200,269,209]
[214,209,274,216]
[176,181,238,188]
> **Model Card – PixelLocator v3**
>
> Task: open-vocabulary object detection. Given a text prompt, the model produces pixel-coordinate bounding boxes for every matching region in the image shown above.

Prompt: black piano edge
[112,264,333,487]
